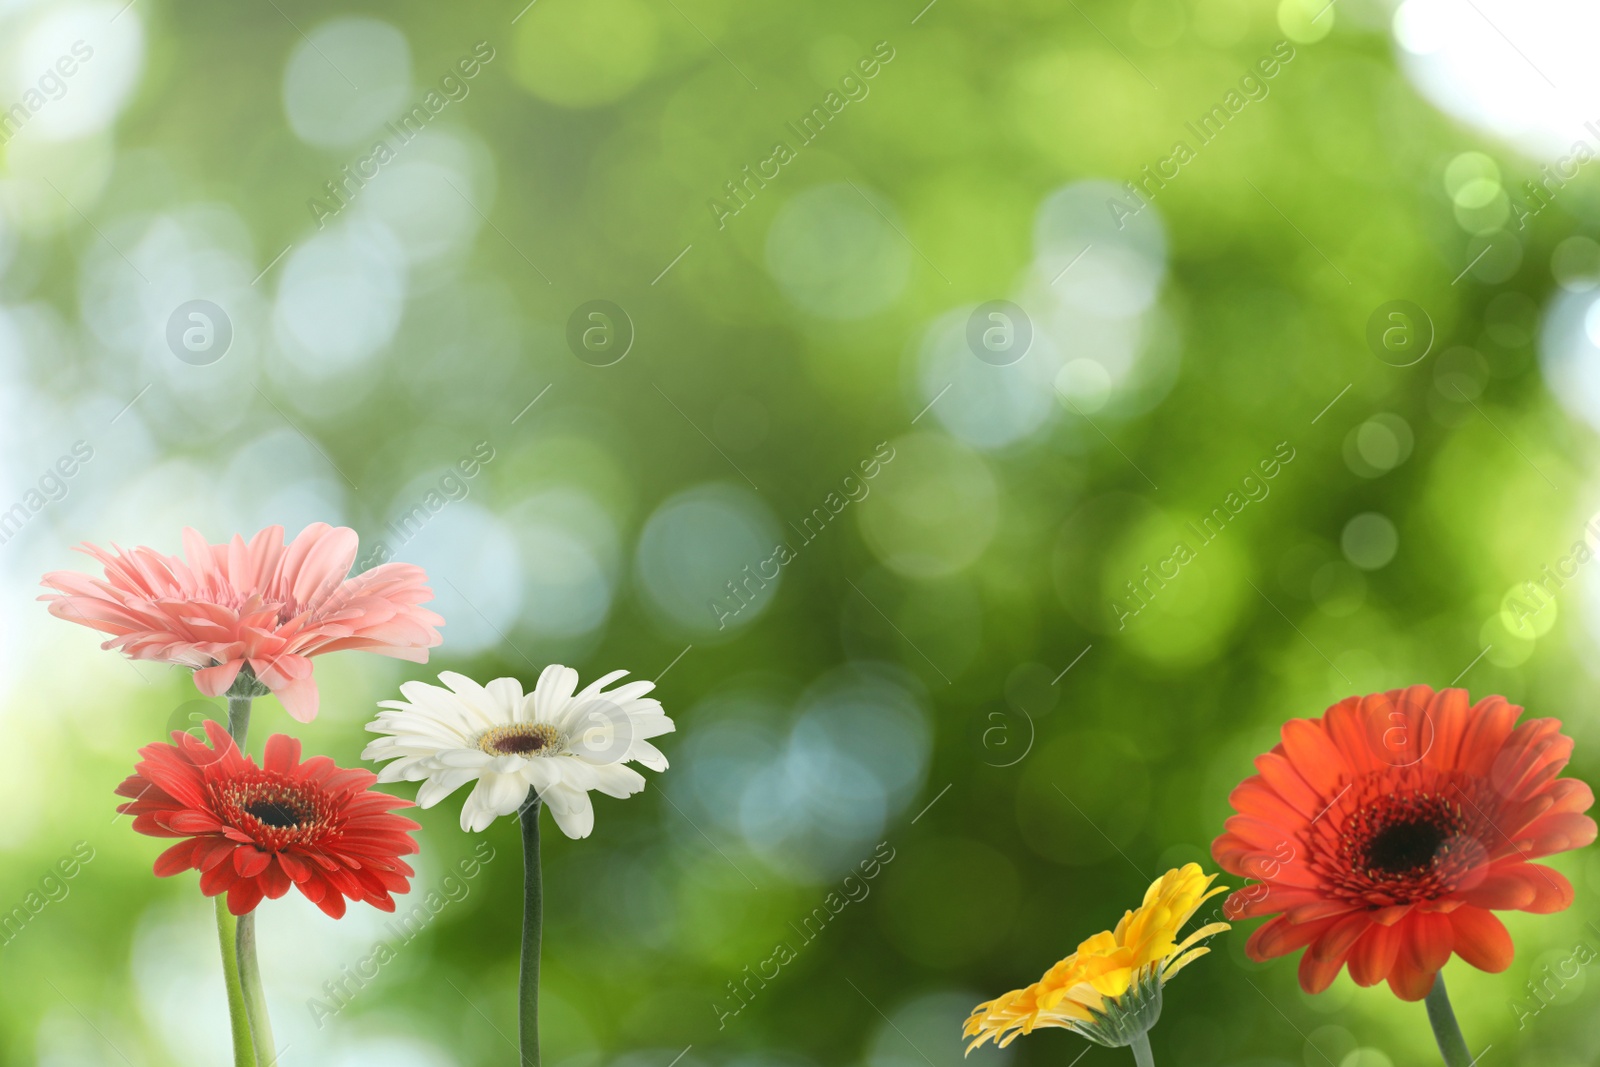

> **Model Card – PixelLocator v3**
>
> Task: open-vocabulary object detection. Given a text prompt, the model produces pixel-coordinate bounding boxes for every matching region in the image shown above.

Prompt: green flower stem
[1424,973,1473,1067]
[226,689,277,1066]
[214,899,256,1067]
[519,795,543,1067]
[1130,1032,1156,1067]
[237,911,278,1065]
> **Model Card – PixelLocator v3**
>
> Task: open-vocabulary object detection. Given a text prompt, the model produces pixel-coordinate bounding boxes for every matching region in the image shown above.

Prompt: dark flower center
[213,773,332,848]
[1322,781,1496,906]
[245,800,307,828]
[478,723,562,757]
[1364,818,1446,874]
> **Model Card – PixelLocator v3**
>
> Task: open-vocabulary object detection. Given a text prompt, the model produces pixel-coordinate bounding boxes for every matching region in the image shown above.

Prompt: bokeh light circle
[634,482,782,634]
[858,433,998,579]
[283,17,413,149]
[765,183,912,321]
[511,0,658,107]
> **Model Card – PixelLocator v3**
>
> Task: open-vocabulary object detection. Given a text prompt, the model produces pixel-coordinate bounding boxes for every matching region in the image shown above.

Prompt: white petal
[484,676,526,712]
[554,758,602,791]
[531,664,580,722]
[482,770,532,814]
[415,768,482,808]
[435,749,495,769]
[575,669,634,699]
[521,759,562,795]
[545,786,594,839]
[593,679,657,704]
[588,762,647,799]
[437,671,488,698]
[459,772,530,832]
[626,739,669,772]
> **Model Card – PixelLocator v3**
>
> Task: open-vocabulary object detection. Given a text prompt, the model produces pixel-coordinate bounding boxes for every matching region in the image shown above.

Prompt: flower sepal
[225,664,270,699]
[1069,971,1163,1048]
[1068,972,1158,1049]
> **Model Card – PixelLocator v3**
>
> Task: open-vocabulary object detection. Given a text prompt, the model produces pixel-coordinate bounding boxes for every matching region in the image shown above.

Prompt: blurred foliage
[0,0,1597,1065]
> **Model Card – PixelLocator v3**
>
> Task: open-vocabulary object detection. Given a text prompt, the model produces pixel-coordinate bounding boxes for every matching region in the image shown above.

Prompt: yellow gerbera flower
[963,864,1229,1064]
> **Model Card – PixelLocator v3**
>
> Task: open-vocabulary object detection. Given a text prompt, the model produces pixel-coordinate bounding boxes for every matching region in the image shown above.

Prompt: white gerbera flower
[361,665,674,837]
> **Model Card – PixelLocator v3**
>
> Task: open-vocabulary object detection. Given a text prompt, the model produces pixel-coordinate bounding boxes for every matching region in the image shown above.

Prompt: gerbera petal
[1386,956,1438,1001]
[459,774,529,833]
[113,721,418,920]
[1298,940,1350,994]
[1346,921,1401,986]
[545,786,595,839]
[268,672,320,724]
[415,768,481,808]
[233,847,271,879]
[227,878,265,916]
[1246,915,1335,961]
[1462,864,1539,909]
[1449,906,1514,973]
[531,664,581,722]
[364,666,675,838]
[1213,687,1592,1004]
[1402,910,1453,980]
[1517,865,1574,913]
[194,659,244,697]
[966,864,1226,1051]
[153,840,199,877]
[263,733,301,774]
[43,523,440,714]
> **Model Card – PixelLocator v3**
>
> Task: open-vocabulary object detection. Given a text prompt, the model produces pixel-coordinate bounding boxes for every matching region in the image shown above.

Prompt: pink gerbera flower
[41,523,443,721]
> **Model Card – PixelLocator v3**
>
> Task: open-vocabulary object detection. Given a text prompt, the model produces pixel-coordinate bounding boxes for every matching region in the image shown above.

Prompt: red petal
[199,860,237,897]
[233,848,271,878]
[153,841,198,877]
[226,878,265,916]
[1386,960,1435,1000]
[1280,717,1347,795]
[1404,910,1453,977]
[1347,921,1401,987]
[1520,866,1574,913]
[1451,694,1521,778]
[263,733,301,774]
[310,885,348,919]
[1309,912,1369,963]
[1298,943,1348,994]
[1519,812,1597,858]
[1247,915,1336,961]
[194,838,236,872]
[1449,907,1514,973]
[1463,865,1538,910]
[277,851,311,883]
[168,812,225,833]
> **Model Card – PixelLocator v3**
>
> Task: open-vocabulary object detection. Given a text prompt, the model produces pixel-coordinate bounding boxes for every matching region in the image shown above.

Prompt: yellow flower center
[478,723,562,757]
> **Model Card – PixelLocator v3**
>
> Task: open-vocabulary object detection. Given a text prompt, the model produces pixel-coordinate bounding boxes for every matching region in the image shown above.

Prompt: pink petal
[273,675,320,723]
[193,660,244,697]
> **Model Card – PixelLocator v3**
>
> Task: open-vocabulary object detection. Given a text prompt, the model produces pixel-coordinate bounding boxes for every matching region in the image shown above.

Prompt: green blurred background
[1,0,1598,1063]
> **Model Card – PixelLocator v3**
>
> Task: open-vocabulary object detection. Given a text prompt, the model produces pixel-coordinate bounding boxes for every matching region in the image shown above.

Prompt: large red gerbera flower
[1211,686,1595,1000]
[41,523,444,722]
[116,720,420,917]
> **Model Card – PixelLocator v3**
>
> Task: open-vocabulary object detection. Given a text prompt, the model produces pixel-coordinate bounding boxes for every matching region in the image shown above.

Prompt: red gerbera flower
[1211,686,1595,1001]
[116,720,420,917]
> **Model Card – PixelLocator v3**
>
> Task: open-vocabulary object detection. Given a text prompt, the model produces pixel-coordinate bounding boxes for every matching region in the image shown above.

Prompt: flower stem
[1130,1032,1156,1067]
[226,689,277,1066]
[519,795,543,1067]
[237,912,278,1064]
[214,899,256,1067]
[1424,973,1473,1067]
